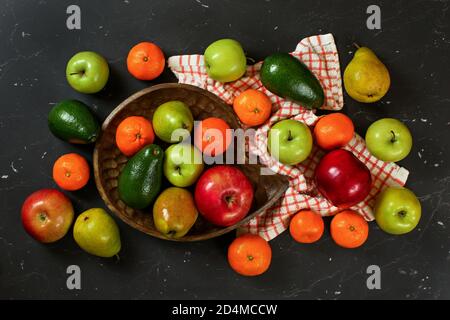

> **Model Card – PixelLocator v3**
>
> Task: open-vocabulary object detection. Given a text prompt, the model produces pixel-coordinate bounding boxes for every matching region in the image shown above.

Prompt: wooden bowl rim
[93,83,289,242]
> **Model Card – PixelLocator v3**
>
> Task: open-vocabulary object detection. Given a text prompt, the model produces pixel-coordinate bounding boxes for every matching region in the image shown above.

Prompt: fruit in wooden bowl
[93,83,289,242]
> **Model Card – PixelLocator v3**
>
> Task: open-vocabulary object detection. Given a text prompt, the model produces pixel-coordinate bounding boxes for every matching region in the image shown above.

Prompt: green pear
[73,208,121,258]
[344,46,390,103]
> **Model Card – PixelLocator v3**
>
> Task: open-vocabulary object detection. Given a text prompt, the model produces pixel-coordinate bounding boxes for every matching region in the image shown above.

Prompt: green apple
[365,118,412,162]
[374,187,421,235]
[164,143,204,187]
[66,51,109,94]
[73,208,121,258]
[204,39,247,83]
[268,119,313,165]
[153,101,194,143]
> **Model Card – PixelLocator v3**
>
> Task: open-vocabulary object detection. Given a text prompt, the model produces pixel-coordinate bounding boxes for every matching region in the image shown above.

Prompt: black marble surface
[0,0,449,300]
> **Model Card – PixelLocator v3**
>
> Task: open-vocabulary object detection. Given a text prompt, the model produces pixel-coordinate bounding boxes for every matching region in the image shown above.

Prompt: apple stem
[224,195,234,206]
[70,71,85,76]
[390,130,397,143]
[398,210,407,218]
[353,42,361,49]
[39,212,47,222]
[287,130,293,141]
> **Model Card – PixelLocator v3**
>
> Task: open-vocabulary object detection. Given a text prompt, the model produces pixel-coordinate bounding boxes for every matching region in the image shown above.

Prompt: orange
[227,234,272,276]
[194,117,232,157]
[53,153,90,191]
[116,116,155,157]
[314,113,354,150]
[331,210,369,249]
[233,89,272,126]
[127,42,165,80]
[289,210,324,243]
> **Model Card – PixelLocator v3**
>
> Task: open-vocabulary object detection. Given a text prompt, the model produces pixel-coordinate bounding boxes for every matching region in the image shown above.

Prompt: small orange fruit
[116,116,155,157]
[53,153,90,191]
[289,210,324,243]
[233,89,272,126]
[227,234,272,276]
[331,210,369,249]
[314,113,355,150]
[194,117,232,157]
[127,42,165,81]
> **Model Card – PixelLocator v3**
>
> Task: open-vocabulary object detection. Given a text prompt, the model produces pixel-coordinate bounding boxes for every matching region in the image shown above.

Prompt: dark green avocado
[118,144,164,209]
[260,53,325,109]
[48,99,100,144]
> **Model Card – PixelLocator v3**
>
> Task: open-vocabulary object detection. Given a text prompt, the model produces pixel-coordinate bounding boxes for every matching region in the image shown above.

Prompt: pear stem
[353,43,361,49]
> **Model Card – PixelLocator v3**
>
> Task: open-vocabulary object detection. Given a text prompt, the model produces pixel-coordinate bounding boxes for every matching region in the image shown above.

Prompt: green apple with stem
[153,101,194,143]
[365,118,412,162]
[268,119,313,165]
[66,51,110,94]
[204,39,247,83]
[164,143,204,187]
[374,187,421,235]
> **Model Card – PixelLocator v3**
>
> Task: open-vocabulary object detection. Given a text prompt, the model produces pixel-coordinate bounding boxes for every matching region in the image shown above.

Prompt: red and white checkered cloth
[168,34,409,241]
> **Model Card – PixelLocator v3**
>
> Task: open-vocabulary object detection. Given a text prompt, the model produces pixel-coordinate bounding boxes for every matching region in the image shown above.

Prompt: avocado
[260,53,325,109]
[118,144,164,209]
[48,100,100,144]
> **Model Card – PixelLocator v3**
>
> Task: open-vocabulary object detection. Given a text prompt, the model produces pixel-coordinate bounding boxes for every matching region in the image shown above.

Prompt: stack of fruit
[21,37,422,278]
[115,99,255,238]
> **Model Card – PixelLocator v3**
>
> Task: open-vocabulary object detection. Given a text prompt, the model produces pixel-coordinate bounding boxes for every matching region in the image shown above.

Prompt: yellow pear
[344,46,390,103]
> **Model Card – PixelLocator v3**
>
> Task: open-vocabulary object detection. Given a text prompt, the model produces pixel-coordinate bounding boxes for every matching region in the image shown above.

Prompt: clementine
[53,153,90,191]
[228,234,272,276]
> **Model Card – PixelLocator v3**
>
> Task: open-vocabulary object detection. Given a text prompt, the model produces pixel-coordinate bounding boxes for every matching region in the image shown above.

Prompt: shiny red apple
[194,165,254,227]
[21,189,74,243]
[315,149,372,208]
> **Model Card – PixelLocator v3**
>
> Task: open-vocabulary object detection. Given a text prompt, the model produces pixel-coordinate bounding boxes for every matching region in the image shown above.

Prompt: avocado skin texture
[118,144,164,209]
[48,100,100,144]
[260,53,325,109]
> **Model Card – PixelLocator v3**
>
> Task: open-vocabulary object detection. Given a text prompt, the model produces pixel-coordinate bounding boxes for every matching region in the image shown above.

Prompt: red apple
[21,189,74,243]
[194,165,254,227]
[315,149,372,208]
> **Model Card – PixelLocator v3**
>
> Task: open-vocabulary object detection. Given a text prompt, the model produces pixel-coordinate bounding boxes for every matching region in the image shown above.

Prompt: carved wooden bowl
[93,83,289,241]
